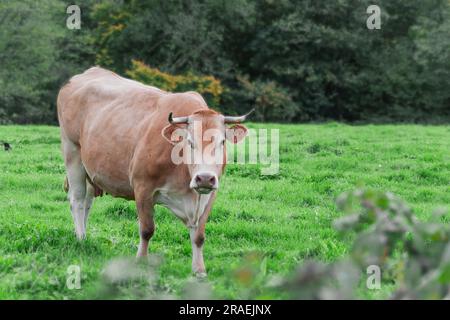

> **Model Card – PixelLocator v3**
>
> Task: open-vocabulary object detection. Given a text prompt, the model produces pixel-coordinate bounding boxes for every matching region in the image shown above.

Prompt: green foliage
[0,1,61,123]
[87,0,450,122]
[277,188,450,300]
[246,0,450,122]
[237,76,297,122]
[1,0,449,123]
[0,0,95,124]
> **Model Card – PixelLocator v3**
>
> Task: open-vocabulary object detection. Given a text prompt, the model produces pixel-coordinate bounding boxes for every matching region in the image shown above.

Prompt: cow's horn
[224,108,255,124]
[168,112,189,124]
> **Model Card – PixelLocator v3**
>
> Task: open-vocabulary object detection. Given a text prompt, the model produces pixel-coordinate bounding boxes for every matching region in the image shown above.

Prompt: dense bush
[0,0,94,124]
[0,0,449,123]
[236,76,297,122]
[0,1,60,124]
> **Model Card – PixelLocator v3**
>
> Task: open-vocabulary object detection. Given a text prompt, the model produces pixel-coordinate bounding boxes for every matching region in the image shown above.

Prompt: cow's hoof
[194,272,208,279]
[75,233,86,241]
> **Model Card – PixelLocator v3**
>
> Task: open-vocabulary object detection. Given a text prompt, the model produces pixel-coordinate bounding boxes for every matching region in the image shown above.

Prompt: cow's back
[57,67,166,143]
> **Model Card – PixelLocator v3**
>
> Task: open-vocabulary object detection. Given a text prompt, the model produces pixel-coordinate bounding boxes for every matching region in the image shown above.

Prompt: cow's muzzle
[190,172,218,194]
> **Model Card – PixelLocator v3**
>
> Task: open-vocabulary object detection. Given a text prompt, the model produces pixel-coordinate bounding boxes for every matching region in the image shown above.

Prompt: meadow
[0,123,449,299]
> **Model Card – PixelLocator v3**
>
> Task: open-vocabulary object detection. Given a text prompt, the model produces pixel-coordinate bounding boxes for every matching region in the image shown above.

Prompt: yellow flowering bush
[126,60,223,108]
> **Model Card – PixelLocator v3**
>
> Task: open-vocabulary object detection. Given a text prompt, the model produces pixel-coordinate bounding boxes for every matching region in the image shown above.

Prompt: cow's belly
[155,189,212,227]
[88,170,134,199]
[80,144,135,199]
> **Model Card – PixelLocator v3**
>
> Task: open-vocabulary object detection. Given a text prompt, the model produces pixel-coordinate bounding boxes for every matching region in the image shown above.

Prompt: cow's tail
[63,175,104,197]
[64,176,69,193]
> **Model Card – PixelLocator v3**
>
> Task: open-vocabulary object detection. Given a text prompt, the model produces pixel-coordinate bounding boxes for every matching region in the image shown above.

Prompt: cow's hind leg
[64,176,96,237]
[62,138,88,240]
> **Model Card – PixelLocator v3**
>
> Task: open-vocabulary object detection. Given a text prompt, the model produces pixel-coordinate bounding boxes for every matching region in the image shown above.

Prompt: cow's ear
[226,124,248,144]
[161,124,188,145]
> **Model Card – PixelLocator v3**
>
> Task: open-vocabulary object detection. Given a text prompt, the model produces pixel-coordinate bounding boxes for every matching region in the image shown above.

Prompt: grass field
[0,123,449,299]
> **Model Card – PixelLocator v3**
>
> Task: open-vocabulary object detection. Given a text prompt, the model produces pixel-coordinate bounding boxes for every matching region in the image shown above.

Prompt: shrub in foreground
[96,188,450,299]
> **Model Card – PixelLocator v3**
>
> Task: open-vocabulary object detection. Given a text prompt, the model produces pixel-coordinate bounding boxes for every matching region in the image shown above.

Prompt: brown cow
[57,67,251,277]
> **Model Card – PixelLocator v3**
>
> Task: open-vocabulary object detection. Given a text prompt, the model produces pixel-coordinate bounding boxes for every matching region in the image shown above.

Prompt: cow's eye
[187,138,194,149]
[221,139,225,146]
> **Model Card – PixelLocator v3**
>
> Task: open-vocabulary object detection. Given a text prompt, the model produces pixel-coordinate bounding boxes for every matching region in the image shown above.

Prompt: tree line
[0,0,449,124]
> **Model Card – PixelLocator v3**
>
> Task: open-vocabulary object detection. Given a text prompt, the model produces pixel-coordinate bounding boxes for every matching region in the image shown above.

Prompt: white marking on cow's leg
[190,227,206,277]
[62,138,87,240]
[189,191,216,277]
[83,182,95,232]
[137,208,155,257]
[68,167,87,240]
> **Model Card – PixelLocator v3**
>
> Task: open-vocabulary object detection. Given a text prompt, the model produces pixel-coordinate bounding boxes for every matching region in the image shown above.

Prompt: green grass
[0,123,449,299]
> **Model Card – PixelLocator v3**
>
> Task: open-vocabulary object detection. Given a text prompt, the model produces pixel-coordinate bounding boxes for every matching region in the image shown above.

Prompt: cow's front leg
[190,192,216,277]
[190,227,206,277]
[135,188,155,257]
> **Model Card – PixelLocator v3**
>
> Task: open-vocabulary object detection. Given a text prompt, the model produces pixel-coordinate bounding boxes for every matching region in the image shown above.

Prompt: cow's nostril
[193,173,217,190]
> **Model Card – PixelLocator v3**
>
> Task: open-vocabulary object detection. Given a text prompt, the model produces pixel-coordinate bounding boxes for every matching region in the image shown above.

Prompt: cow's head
[162,109,252,194]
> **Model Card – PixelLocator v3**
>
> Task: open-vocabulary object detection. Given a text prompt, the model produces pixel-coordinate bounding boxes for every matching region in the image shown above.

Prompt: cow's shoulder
[70,67,166,98]
[166,91,208,107]
[184,91,207,104]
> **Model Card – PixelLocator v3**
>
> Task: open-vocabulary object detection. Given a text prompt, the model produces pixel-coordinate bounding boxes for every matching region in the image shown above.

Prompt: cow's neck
[155,187,212,228]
